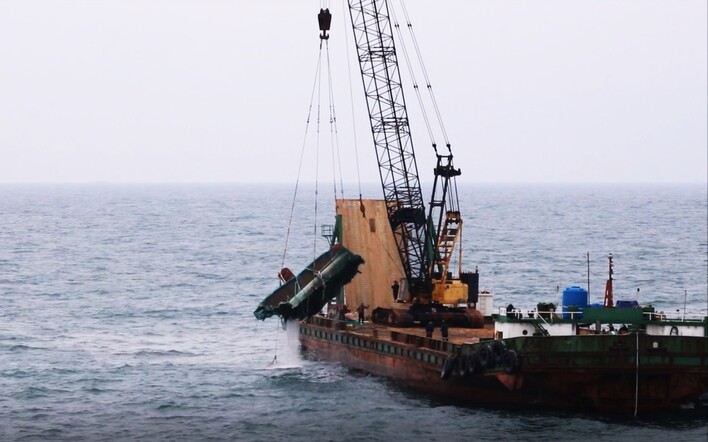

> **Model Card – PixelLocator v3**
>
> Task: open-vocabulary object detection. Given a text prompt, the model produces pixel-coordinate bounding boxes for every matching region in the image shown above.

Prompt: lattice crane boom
[347,0,431,297]
[347,0,468,304]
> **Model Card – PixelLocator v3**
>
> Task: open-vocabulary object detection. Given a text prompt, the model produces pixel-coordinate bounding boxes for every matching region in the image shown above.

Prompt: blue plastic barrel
[562,286,588,319]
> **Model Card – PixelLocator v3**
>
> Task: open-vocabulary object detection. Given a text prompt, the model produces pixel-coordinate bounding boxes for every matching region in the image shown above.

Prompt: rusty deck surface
[396,323,495,344]
[340,321,495,347]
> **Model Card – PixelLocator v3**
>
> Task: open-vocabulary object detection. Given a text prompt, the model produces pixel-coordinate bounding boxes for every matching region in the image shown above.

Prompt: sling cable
[272,6,346,365]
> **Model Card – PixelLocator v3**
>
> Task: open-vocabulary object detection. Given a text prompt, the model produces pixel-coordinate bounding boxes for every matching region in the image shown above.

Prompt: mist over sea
[1,183,706,441]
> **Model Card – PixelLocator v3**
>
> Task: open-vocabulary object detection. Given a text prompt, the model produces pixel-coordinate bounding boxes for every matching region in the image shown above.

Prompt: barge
[298,305,707,414]
[259,199,708,414]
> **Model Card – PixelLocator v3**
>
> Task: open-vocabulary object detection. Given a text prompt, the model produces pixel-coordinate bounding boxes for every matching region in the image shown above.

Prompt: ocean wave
[6,344,46,352]
[12,386,70,400]
[133,349,198,358]
[0,368,32,378]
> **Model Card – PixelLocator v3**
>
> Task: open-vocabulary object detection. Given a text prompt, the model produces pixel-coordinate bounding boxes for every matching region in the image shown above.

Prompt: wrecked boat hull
[253,245,364,321]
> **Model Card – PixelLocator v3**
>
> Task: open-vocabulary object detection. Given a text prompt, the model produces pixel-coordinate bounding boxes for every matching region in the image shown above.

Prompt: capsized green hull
[254,245,364,321]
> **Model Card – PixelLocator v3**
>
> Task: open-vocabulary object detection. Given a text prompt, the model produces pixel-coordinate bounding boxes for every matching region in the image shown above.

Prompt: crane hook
[318,8,332,40]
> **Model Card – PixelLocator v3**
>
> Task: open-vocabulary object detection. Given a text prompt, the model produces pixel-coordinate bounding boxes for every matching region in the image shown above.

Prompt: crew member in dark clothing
[356,303,368,324]
[391,280,400,302]
[338,304,348,321]
[440,320,449,342]
[506,303,520,320]
[425,321,434,338]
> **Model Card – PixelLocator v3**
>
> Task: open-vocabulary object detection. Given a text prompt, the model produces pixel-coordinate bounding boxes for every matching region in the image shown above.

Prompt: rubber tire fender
[502,349,520,374]
[478,344,494,369]
[491,340,507,364]
[441,355,456,380]
[466,353,481,376]
[458,353,475,377]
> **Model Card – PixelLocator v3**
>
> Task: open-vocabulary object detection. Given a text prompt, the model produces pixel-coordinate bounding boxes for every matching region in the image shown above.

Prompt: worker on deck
[425,321,434,338]
[391,280,400,302]
[356,303,368,324]
[337,304,348,322]
[440,320,449,342]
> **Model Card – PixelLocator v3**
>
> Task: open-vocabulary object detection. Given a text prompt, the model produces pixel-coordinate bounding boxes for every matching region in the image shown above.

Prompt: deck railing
[498,307,708,323]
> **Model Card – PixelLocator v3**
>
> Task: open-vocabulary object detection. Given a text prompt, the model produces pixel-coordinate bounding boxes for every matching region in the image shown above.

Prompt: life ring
[478,344,494,369]
[441,356,456,380]
[669,326,679,336]
[491,340,507,364]
[502,349,520,374]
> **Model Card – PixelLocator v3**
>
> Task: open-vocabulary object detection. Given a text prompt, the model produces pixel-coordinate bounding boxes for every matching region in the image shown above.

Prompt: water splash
[267,320,303,369]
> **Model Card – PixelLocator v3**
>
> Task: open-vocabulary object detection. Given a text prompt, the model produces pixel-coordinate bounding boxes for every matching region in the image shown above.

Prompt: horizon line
[0,180,705,186]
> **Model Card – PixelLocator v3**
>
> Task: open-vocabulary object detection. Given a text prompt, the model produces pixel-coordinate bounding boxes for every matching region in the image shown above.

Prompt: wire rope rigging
[265,6,359,351]
[280,6,347,272]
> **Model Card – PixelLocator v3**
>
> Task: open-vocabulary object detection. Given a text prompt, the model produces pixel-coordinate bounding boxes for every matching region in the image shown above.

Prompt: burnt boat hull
[298,318,708,414]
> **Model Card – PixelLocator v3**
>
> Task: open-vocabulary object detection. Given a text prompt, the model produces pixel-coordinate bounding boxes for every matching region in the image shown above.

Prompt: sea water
[0,183,706,441]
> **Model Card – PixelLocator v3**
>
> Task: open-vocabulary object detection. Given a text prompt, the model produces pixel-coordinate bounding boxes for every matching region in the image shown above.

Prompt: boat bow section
[253,245,364,321]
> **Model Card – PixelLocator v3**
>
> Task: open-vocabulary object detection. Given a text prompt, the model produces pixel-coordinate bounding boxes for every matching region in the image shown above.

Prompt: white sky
[1,0,706,185]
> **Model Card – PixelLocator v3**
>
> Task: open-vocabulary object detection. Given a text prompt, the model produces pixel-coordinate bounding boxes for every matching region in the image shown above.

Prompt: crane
[347,0,481,324]
[254,2,481,327]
